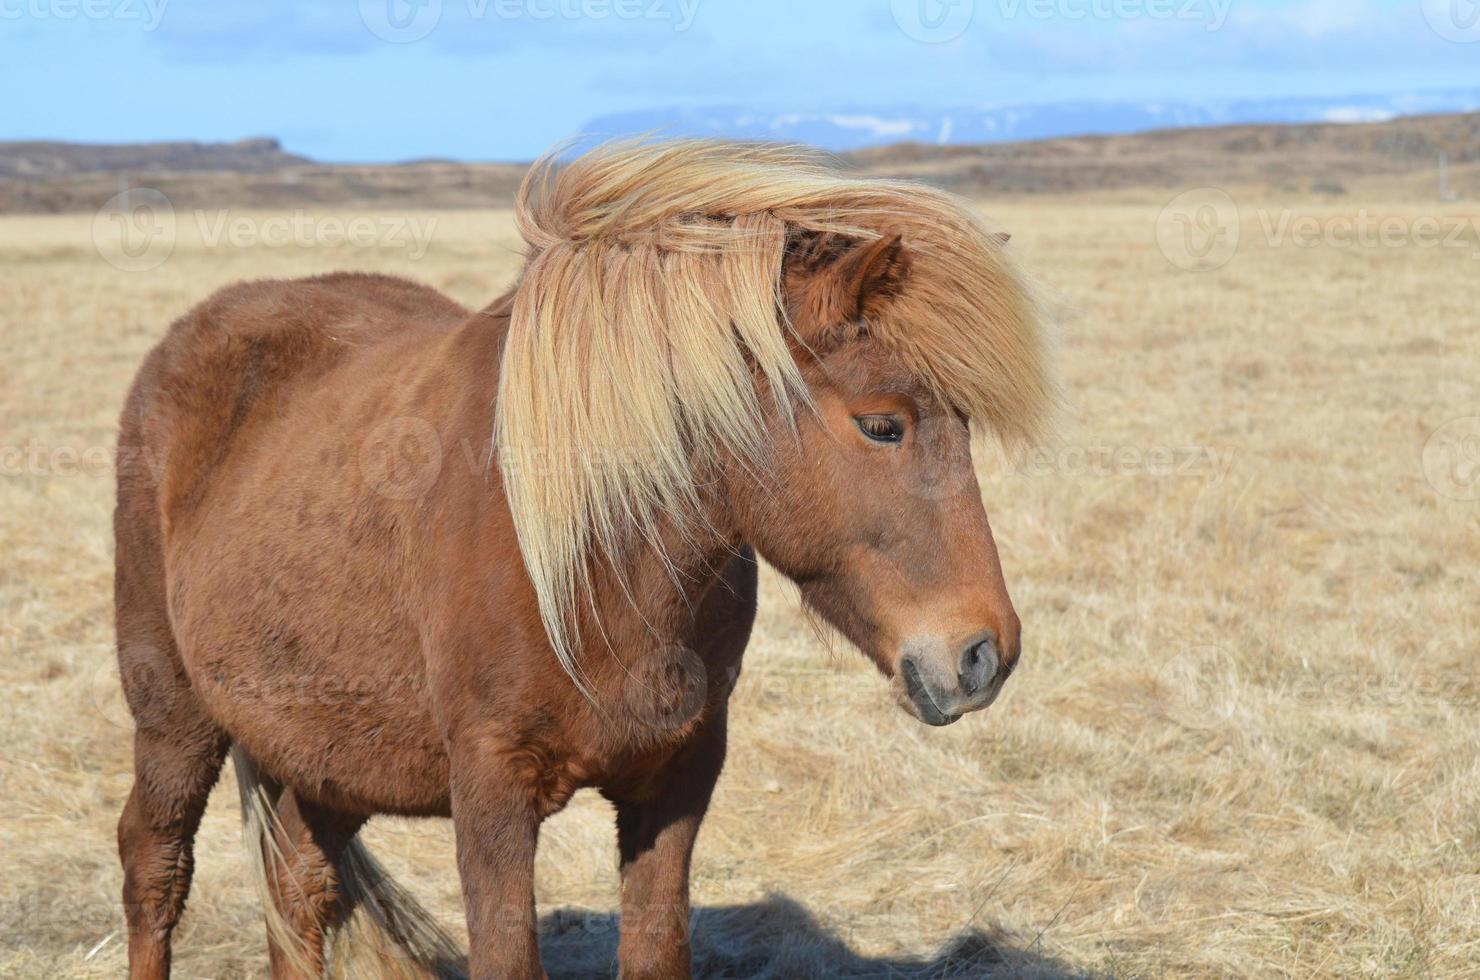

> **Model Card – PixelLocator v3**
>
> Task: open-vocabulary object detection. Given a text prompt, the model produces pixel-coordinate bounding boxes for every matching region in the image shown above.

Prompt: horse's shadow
[538,893,1090,979]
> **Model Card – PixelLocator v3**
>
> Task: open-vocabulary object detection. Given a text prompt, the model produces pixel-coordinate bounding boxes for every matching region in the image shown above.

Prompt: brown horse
[113,140,1051,979]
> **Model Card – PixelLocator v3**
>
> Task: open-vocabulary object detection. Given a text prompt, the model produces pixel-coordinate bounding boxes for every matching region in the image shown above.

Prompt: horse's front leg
[612,712,728,980]
[450,750,545,980]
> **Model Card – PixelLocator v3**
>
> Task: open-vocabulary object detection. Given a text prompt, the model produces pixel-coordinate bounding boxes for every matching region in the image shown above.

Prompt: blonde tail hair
[232,747,466,979]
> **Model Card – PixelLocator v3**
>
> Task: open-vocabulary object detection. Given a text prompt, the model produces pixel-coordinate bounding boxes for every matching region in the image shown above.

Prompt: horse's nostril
[958,636,998,696]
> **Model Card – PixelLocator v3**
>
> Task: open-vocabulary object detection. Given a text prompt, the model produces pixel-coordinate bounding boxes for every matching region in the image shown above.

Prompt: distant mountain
[0,137,311,179]
[579,91,1480,152]
[4,110,1477,213]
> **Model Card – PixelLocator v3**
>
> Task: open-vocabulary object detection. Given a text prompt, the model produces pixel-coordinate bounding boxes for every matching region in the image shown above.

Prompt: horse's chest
[514,697,716,810]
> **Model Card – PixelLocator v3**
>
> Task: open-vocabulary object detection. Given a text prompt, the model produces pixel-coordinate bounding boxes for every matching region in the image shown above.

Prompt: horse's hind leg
[255,787,366,979]
[118,714,229,978]
[115,451,232,979]
[115,594,229,978]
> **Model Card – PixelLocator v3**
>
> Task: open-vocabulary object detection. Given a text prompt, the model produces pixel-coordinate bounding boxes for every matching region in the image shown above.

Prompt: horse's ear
[787,233,910,339]
[841,233,910,315]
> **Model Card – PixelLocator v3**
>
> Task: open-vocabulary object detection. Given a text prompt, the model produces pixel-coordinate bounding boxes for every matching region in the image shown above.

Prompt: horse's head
[499,141,1047,709]
[728,232,1022,727]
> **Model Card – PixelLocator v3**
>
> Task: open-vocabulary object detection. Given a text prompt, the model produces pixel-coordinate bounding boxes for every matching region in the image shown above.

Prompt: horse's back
[120,273,470,537]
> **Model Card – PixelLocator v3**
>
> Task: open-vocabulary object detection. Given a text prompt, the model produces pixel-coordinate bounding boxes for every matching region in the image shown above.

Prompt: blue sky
[1,0,1475,160]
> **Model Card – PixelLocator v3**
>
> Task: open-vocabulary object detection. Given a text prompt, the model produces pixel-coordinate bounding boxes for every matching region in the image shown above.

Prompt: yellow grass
[1,192,1477,977]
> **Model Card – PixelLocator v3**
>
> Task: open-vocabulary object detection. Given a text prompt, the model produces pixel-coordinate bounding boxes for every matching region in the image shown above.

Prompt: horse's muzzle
[897,631,1014,726]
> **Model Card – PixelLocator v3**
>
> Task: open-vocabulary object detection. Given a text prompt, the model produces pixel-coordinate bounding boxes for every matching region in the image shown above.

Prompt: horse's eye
[855,415,904,444]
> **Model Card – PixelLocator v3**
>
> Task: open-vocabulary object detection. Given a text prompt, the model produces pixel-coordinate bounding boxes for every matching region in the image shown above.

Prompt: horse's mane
[495,139,1050,689]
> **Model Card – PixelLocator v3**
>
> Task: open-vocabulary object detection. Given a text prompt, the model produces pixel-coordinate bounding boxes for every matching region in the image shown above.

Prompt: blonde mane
[495,139,1051,689]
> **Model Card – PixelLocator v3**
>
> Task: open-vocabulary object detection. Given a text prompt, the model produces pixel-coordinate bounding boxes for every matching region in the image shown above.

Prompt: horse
[112,139,1051,979]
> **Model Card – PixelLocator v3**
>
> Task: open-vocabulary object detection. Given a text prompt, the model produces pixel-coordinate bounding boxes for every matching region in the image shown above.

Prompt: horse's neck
[446,291,740,661]
[475,290,516,323]
[581,509,740,664]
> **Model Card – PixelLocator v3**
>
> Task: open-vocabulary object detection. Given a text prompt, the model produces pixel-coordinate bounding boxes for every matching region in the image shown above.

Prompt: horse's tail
[231,746,467,979]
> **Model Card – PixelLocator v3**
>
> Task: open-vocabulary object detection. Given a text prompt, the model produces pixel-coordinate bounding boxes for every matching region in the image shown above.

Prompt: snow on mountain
[580,91,1480,151]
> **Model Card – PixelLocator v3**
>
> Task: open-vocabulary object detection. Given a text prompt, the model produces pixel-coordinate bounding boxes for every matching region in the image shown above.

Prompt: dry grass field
[2,187,1477,977]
